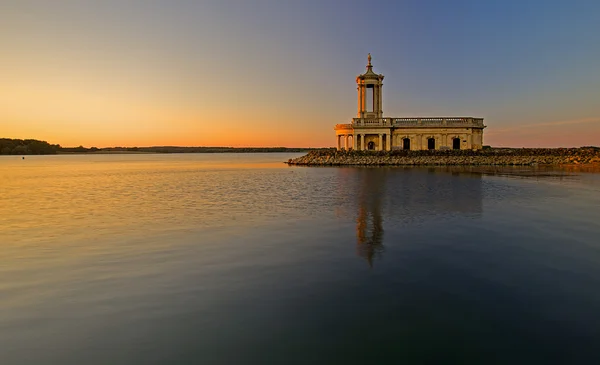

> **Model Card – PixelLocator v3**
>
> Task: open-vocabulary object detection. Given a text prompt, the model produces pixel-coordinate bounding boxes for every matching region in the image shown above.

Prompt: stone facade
[335,54,486,151]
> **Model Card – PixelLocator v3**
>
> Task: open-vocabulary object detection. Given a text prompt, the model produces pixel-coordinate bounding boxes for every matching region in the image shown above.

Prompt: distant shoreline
[71,147,315,154]
[286,147,600,166]
[1,138,317,155]
[54,150,312,155]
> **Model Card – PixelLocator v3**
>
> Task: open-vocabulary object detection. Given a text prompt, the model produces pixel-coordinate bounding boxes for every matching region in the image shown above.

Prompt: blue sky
[1,0,599,146]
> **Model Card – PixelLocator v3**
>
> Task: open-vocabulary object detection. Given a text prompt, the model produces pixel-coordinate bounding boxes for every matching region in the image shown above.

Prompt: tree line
[0,138,61,155]
[1,138,316,155]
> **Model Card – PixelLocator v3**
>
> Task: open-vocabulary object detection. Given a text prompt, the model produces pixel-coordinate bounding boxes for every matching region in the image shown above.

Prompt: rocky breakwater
[286,147,600,166]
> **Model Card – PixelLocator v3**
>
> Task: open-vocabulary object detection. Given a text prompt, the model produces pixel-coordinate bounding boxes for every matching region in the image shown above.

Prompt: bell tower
[357,53,384,119]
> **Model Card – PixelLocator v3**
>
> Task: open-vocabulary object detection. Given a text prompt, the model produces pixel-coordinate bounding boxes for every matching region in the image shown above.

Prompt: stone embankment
[286,147,600,166]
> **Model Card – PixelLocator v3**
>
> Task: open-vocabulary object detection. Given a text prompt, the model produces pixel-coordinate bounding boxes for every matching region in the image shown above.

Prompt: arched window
[427,138,435,150]
[453,138,460,150]
[403,138,410,150]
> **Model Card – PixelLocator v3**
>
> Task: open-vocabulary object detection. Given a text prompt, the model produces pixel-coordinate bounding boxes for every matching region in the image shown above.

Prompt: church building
[335,54,486,151]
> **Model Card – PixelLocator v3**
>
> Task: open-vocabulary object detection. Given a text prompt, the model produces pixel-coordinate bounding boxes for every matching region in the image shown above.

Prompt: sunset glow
[1,0,599,147]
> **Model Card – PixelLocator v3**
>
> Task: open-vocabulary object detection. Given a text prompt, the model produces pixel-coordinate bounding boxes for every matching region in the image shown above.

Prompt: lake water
[1,153,600,364]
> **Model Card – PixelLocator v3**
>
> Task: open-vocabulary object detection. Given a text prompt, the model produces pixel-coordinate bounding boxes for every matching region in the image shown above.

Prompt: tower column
[379,84,383,117]
[357,86,361,117]
[361,134,365,151]
[361,85,365,116]
[387,132,392,151]
[377,85,380,117]
[373,85,378,115]
[378,134,383,151]
[344,135,349,150]
[337,135,341,151]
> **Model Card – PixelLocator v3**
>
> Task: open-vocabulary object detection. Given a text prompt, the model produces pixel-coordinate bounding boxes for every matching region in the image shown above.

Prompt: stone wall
[287,147,600,166]
[391,128,481,150]
[336,126,485,151]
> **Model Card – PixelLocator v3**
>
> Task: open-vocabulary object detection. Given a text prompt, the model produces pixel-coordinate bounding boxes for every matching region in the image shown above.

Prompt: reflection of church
[335,54,486,151]
[355,171,385,267]
[351,168,483,267]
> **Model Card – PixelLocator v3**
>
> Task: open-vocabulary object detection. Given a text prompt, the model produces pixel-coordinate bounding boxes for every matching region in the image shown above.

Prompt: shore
[286,147,600,166]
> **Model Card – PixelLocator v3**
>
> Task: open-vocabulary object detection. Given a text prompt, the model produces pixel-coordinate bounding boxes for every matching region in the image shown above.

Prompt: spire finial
[367,53,372,67]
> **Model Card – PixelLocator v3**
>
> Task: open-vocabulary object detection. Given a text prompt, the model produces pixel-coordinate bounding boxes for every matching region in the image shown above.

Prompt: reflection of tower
[356,169,385,267]
[343,167,484,267]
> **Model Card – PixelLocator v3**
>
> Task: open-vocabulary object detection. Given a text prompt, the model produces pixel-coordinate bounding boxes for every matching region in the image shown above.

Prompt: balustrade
[351,117,484,128]
[334,123,353,130]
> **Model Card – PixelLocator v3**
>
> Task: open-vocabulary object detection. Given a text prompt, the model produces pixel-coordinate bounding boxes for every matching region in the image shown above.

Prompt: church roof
[357,53,384,81]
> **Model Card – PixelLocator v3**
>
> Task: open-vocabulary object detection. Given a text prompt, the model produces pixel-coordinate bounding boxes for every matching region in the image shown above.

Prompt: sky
[1,0,599,148]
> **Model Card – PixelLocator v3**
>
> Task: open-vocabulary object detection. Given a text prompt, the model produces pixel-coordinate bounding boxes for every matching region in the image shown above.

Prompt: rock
[286,147,600,167]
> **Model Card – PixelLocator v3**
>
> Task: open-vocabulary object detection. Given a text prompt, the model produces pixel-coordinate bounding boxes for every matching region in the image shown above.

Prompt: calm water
[1,153,600,364]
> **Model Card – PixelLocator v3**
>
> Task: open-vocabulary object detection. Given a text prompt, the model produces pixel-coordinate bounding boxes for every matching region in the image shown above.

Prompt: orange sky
[1,1,599,148]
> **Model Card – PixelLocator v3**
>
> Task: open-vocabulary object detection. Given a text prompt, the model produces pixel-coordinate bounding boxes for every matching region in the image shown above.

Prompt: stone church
[335,54,486,151]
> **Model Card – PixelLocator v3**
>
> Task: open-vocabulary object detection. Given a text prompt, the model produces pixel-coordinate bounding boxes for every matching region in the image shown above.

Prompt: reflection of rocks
[288,147,600,166]
[388,168,483,217]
